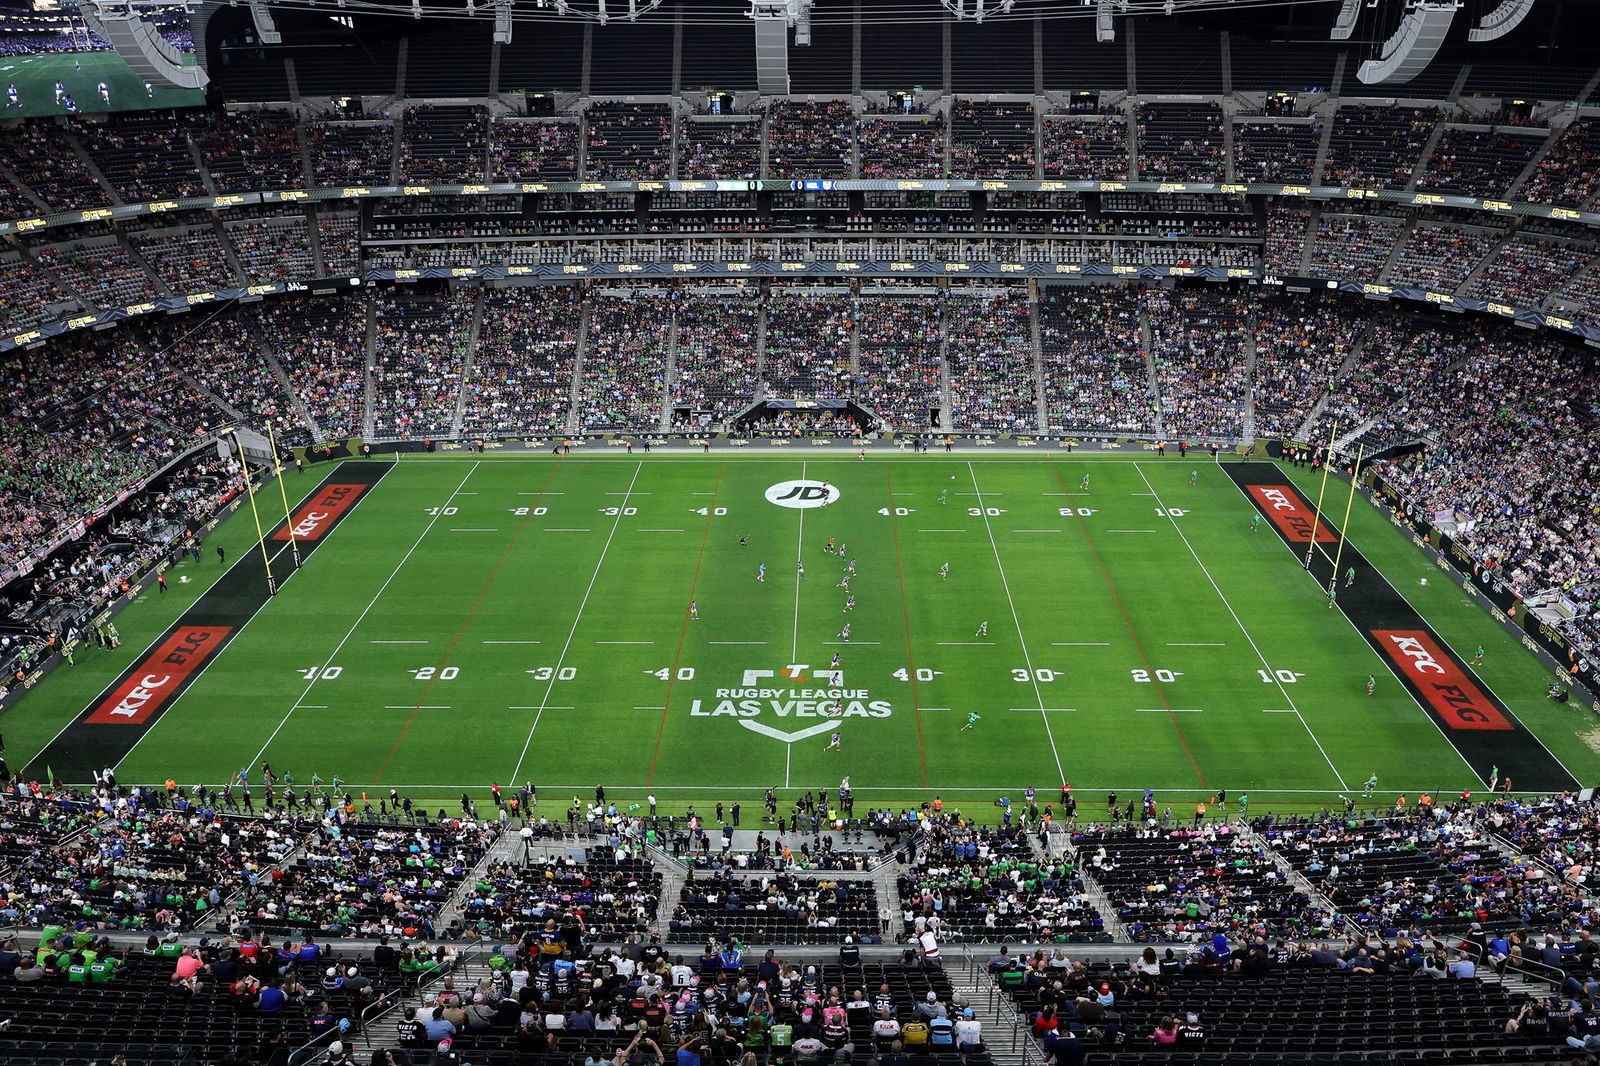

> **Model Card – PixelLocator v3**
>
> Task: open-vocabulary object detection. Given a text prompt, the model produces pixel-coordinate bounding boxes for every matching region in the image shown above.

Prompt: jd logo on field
[764,480,839,510]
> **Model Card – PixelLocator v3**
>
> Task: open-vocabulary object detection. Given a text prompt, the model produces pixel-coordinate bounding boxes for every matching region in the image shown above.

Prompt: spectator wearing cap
[954,1008,981,1049]
[916,990,943,1021]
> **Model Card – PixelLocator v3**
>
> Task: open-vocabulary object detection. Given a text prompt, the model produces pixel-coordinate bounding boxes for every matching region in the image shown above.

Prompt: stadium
[0,0,1599,1061]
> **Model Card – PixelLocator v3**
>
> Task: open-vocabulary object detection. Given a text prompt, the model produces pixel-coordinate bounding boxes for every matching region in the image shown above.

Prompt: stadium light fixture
[1095,0,1114,41]
[938,0,1018,22]
[1355,0,1459,85]
[1468,0,1534,41]
[1329,0,1359,39]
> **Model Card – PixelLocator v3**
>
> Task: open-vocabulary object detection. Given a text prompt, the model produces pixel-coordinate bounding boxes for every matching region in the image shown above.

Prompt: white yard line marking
[792,460,807,661]
[296,705,327,710]
[607,491,650,495]
[1262,709,1298,713]
[967,461,1067,783]
[510,705,573,710]
[456,492,479,495]
[510,461,645,779]
[1011,707,1078,712]
[233,463,482,773]
[922,707,952,712]
[1134,462,1348,790]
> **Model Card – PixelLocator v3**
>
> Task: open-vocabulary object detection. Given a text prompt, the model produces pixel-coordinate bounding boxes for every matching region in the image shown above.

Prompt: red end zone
[86,626,233,724]
[1245,484,1340,543]
[272,483,367,541]
[1372,629,1512,731]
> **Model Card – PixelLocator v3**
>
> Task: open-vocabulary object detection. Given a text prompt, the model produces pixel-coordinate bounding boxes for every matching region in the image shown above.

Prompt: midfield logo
[690,663,893,743]
[764,480,839,510]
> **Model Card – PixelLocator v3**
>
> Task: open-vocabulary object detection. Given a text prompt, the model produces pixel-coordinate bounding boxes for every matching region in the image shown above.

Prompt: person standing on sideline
[1194,801,1206,826]
[217,545,225,565]
[157,573,168,595]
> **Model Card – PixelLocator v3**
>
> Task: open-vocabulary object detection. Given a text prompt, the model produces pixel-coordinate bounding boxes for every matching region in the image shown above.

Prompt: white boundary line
[509,461,645,780]
[1134,462,1349,790]
[967,461,1067,783]
[1218,457,1581,789]
[233,463,483,773]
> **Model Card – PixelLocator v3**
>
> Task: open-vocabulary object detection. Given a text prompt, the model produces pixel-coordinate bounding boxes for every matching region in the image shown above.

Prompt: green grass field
[0,51,202,122]
[9,452,1597,819]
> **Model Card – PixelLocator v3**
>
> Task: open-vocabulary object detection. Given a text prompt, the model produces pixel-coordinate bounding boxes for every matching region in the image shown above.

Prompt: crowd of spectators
[401,105,490,184]
[252,295,368,441]
[854,296,943,433]
[34,236,163,308]
[1134,103,1225,183]
[1040,117,1129,180]
[585,103,671,181]
[767,100,856,179]
[232,819,502,939]
[1076,822,1339,943]
[0,249,78,332]
[1145,289,1249,439]
[858,117,945,180]
[1370,328,1597,653]
[1233,119,1319,184]
[1388,221,1500,293]
[1519,117,1600,209]
[678,118,764,180]
[946,292,1038,432]
[190,109,304,192]
[1417,126,1540,199]
[129,224,239,292]
[951,101,1035,179]
[1466,234,1595,307]
[1038,285,1152,436]
[460,285,582,437]
[1262,206,1311,274]
[1250,292,1365,439]
[369,287,476,438]
[75,114,206,203]
[761,291,852,402]
[308,120,397,187]
[226,213,316,281]
[1307,213,1407,279]
[576,291,673,430]
[491,119,580,181]
[316,210,361,276]
[670,290,761,425]
[459,850,661,941]
[0,121,108,212]
[1324,105,1439,189]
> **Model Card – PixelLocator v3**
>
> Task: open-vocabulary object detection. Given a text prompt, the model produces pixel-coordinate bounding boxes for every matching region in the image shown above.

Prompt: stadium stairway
[1041,823,1130,942]
[942,949,1044,1066]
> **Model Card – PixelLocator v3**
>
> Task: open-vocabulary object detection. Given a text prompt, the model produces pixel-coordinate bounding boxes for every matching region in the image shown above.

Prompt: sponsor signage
[1245,485,1339,542]
[272,483,367,540]
[1371,629,1512,731]
[86,626,233,724]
